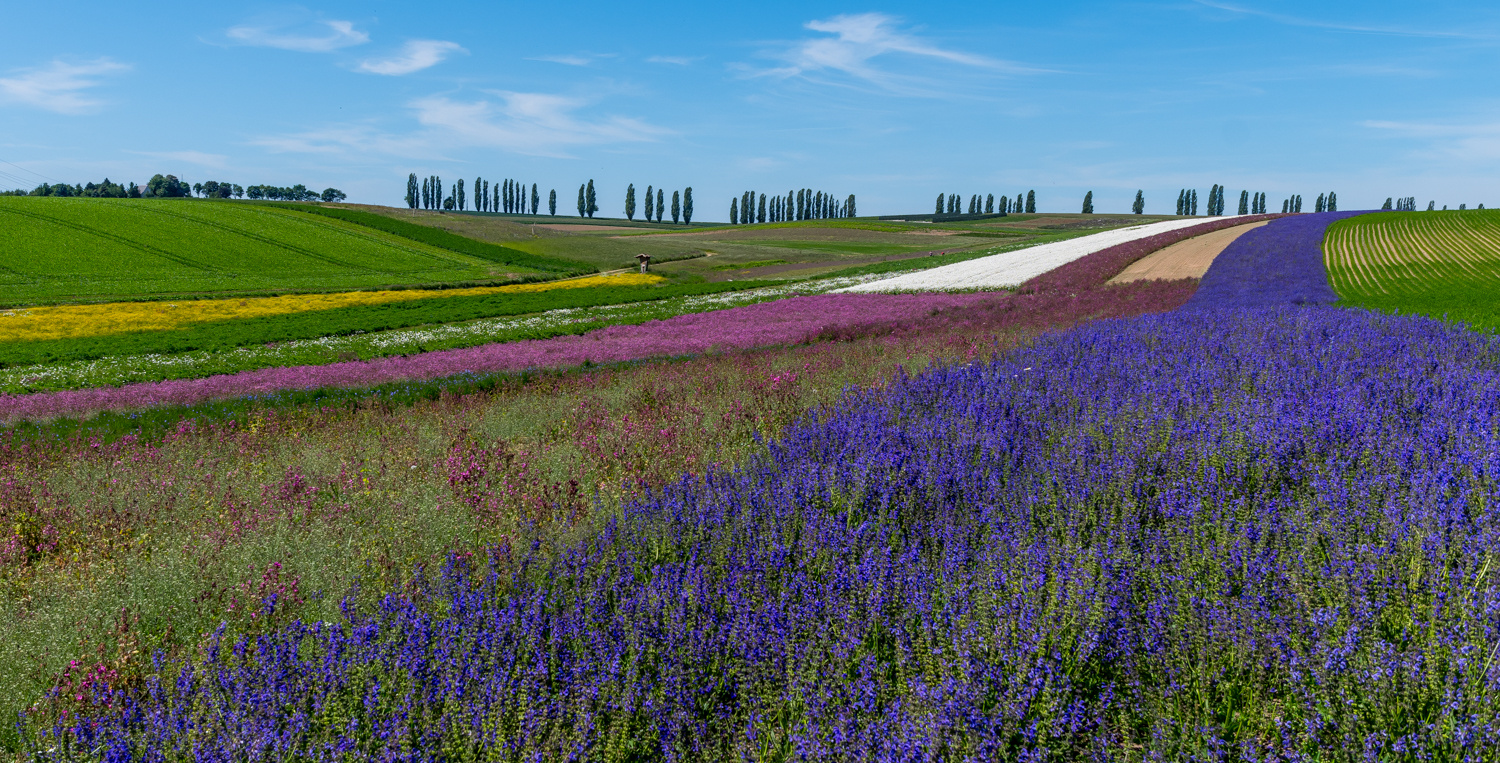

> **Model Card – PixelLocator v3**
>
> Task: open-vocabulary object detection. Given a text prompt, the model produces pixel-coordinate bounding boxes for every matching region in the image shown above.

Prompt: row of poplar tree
[1172,187,1314,215]
[406,174,553,215]
[938,191,1037,216]
[622,184,694,224]
[729,189,856,224]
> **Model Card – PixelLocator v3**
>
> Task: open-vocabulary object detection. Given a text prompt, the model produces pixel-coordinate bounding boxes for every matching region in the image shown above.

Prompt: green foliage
[586,180,598,218]
[262,202,586,274]
[0,282,774,368]
[625,184,636,221]
[683,187,693,224]
[1081,191,1094,215]
[1328,210,1500,332]
[1026,190,1036,214]
[0,198,536,305]
[1133,190,1145,215]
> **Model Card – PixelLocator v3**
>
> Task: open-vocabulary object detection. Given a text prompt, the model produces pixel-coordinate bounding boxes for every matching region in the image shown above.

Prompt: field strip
[0,273,664,343]
[1108,221,1268,283]
[836,218,1239,292]
[0,204,215,273]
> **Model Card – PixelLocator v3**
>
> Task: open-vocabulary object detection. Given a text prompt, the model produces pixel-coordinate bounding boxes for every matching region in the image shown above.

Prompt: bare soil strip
[1109,221,1269,284]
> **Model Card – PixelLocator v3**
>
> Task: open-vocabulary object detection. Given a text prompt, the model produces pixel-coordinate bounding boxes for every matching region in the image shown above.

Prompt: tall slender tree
[846,194,856,218]
[730,196,739,225]
[1133,190,1145,215]
[642,185,653,221]
[757,192,766,223]
[625,184,637,220]
[935,193,944,215]
[683,187,694,224]
[1026,190,1036,214]
[577,184,586,217]
[549,189,557,215]
[1189,189,1198,216]
[986,194,995,214]
[671,190,681,223]
[1081,191,1094,214]
[586,180,597,217]
[1328,192,1337,212]
[406,173,419,209]
[421,177,431,209]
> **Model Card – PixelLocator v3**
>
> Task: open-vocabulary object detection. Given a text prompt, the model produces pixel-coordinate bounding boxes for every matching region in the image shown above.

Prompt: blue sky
[2,1,1497,217]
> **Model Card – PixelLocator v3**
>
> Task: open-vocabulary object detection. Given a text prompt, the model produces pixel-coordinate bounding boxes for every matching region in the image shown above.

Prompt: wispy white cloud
[528,54,599,66]
[227,19,369,52]
[126,150,230,169]
[647,55,697,66]
[410,92,668,157]
[252,91,667,160]
[1193,0,1495,40]
[358,40,466,75]
[0,59,130,115]
[1366,119,1500,161]
[750,13,1034,94]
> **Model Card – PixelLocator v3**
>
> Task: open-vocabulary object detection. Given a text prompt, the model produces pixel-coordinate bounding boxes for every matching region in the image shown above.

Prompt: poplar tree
[1328,192,1337,212]
[1282,199,1289,213]
[986,194,995,214]
[1238,190,1249,215]
[421,177,430,209]
[730,197,739,225]
[1081,191,1094,214]
[1315,194,1326,213]
[642,185,652,221]
[1026,190,1036,214]
[586,180,597,217]
[758,193,766,223]
[847,194,856,218]
[672,190,681,223]
[577,185,586,217]
[935,193,944,215]
[625,184,637,220]
[1190,189,1198,216]
[656,189,665,223]
[493,184,500,214]
[1133,190,1145,215]
[549,189,557,215]
[683,187,694,224]
[474,177,482,210]
[1382,197,1393,211]
[406,173,419,209]
[457,179,466,211]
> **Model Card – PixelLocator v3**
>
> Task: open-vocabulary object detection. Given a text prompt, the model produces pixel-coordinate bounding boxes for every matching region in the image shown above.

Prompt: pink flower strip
[0,293,997,421]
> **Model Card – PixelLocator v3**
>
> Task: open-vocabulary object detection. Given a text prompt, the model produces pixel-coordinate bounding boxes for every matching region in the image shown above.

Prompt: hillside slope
[0,198,547,305]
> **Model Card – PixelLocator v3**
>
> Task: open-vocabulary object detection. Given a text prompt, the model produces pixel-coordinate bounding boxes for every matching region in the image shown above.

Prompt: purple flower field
[1188,211,1363,308]
[45,303,1500,760]
[0,293,992,421]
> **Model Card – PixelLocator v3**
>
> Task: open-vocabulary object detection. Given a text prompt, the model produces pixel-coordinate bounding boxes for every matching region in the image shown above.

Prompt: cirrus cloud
[227,19,369,52]
[358,40,467,75]
[0,59,130,115]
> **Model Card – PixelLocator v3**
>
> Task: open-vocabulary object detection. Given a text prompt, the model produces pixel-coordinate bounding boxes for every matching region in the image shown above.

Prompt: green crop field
[0,198,561,305]
[1325,210,1500,331]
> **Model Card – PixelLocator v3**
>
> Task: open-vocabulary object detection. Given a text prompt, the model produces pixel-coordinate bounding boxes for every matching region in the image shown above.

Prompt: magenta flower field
[0,293,995,421]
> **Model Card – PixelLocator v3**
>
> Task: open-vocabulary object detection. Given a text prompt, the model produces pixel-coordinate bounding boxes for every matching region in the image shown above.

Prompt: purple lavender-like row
[44,304,1500,760]
[1187,211,1364,308]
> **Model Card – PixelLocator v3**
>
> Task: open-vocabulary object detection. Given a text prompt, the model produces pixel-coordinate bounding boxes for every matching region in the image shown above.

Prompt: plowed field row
[1325,211,1500,296]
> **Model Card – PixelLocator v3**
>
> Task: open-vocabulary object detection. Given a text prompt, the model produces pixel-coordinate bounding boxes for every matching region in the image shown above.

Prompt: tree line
[5,174,342,202]
[624,184,693,224]
[937,191,1035,216]
[731,189,854,225]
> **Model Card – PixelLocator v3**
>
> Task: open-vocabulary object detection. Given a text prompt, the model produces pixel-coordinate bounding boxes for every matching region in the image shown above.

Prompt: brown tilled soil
[1109,221,1269,284]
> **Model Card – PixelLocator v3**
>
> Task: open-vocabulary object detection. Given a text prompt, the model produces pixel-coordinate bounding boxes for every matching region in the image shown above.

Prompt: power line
[0,156,59,185]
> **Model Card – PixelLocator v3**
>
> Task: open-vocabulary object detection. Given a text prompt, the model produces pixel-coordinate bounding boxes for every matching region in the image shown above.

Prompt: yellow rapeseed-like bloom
[0,273,664,342]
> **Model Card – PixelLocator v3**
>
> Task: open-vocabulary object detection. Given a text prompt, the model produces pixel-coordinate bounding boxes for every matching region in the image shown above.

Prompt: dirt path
[1109,221,1269,284]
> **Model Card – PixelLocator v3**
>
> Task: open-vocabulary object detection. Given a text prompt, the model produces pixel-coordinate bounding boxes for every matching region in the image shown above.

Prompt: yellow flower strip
[0,273,664,342]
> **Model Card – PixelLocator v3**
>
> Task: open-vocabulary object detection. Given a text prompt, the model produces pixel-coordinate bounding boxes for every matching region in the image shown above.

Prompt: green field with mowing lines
[1325,210,1500,331]
[0,198,557,305]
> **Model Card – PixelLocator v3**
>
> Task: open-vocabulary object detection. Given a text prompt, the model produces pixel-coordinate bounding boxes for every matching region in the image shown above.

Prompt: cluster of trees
[1176,190,1199,216]
[1382,197,1418,211]
[624,184,691,223]
[7,174,340,202]
[1313,192,1338,213]
[937,191,1034,216]
[1281,196,1304,213]
[732,189,854,225]
[1236,191,1270,215]
[17,178,141,198]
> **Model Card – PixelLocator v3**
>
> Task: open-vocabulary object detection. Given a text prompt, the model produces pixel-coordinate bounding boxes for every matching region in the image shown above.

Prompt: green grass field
[1325,210,1500,331]
[0,198,559,305]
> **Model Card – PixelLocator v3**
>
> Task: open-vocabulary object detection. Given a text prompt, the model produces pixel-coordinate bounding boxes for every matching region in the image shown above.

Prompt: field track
[1324,210,1500,297]
[839,217,1237,292]
[1109,221,1268,283]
